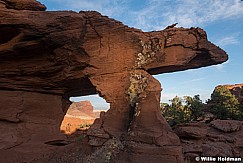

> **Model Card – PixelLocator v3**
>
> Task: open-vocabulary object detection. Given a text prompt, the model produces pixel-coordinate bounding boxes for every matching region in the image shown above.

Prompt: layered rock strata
[0,0,228,162]
[175,120,243,163]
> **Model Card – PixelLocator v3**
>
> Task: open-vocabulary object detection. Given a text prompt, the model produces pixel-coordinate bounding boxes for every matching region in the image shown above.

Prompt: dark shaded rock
[210,120,242,133]
[174,123,207,139]
[0,90,66,162]
[0,0,46,11]
[202,142,234,157]
[175,121,243,162]
[183,144,203,154]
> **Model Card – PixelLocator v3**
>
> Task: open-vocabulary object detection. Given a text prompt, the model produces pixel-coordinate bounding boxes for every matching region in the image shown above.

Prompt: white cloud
[130,0,243,31]
[181,78,205,84]
[215,35,240,47]
[39,0,243,31]
[161,93,177,103]
[69,0,128,17]
[39,0,129,18]
[157,0,243,30]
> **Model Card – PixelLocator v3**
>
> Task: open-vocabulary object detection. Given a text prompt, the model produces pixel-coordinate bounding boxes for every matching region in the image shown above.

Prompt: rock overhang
[142,27,228,74]
[0,9,228,95]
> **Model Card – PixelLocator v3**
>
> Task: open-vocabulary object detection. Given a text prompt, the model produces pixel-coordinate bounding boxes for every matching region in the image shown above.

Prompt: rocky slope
[174,120,243,163]
[0,0,228,162]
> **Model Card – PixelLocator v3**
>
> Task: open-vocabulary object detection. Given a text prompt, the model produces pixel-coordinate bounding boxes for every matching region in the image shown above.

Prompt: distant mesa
[68,100,94,116]
[60,100,105,134]
[67,100,107,118]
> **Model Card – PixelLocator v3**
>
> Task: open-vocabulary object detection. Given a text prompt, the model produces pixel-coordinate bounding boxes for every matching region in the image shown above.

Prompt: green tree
[161,96,190,126]
[161,95,205,126]
[170,96,184,122]
[160,102,170,115]
[208,86,243,120]
[184,95,204,121]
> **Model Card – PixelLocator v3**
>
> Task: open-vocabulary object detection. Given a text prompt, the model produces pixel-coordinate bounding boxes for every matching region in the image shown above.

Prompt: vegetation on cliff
[208,85,243,120]
[161,86,243,126]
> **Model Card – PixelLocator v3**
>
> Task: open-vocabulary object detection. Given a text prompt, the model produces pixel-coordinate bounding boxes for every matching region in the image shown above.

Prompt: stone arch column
[85,69,184,163]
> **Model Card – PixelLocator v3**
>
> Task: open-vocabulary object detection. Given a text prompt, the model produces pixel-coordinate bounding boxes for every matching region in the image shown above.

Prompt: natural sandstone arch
[0,1,228,162]
[60,94,110,134]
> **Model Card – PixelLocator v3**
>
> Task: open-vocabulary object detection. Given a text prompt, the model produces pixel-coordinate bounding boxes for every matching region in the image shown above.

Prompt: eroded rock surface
[224,84,243,104]
[0,0,46,11]
[210,120,242,133]
[0,0,228,162]
[175,120,243,163]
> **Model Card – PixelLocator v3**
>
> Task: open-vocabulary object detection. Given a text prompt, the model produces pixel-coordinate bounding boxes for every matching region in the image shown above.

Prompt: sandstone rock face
[60,101,97,134]
[0,0,228,162]
[68,101,94,116]
[210,120,242,132]
[0,90,66,162]
[175,121,243,163]
[174,123,207,139]
[223,84,243,104]
[0,0,46,11]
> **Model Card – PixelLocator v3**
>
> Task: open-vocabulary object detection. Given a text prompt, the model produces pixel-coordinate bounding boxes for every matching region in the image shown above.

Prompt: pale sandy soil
[60,110,106,134]
[60,116,95,134]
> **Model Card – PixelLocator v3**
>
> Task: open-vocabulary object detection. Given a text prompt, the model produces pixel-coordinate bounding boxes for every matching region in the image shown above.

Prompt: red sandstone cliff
[223,84,243,104]
[68,101,94,116]
[60,101,102,134]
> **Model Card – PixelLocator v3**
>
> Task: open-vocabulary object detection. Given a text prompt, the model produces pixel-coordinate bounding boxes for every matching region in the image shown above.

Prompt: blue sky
[38,0,243,109]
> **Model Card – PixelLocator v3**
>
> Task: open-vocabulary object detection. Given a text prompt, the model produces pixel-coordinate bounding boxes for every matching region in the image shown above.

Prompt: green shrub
[79,123,92,129]
[208,86,243,120]
[161,95,204,126]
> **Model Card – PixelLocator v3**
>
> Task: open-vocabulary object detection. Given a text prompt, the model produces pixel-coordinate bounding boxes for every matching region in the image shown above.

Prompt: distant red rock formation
[61,101,104,134]
[217,84,243,104]
[68,100,94,116]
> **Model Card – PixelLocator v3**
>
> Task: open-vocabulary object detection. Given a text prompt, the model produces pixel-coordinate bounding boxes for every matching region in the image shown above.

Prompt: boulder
[174,123,207,139]
[176,121,243,162]
[202,142,233,157]
[210,120,242,132]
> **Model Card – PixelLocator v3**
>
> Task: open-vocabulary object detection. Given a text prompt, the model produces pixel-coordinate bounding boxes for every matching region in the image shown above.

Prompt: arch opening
[60,94,110,135]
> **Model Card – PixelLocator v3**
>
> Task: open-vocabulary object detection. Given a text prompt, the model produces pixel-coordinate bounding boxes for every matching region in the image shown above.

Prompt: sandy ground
[60,116,95,134]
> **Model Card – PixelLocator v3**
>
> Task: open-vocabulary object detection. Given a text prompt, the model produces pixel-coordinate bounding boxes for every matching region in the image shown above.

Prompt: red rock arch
[0,1,227,162]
